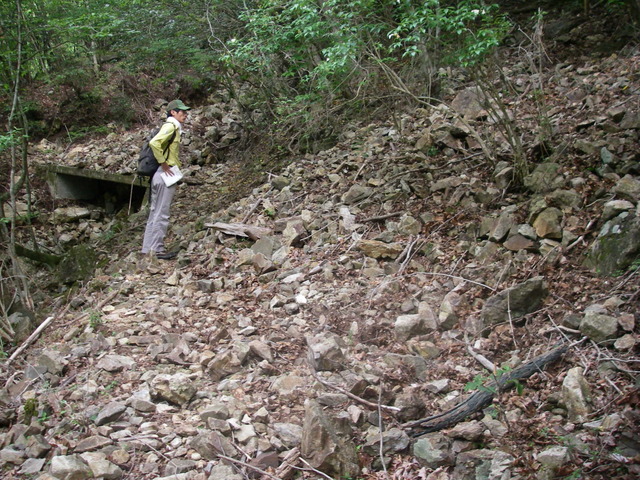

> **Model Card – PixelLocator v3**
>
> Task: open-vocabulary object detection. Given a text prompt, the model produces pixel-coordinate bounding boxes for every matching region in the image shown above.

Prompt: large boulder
[451,449,515,480]
[395,303,438,341]
[584,213,640,276]
[58,244,97,284]
[307,333,347,371]
[451,87,486,120]
[579,311,619,343]
[523,163,563,193]
[357,239,404,259]
[50,454,93,480]
[190,431,240,460]
[413,432,453,468]
[613,174,640,202]
[149,372,197,406]
[300,400,360,479]
[562,367,592,423]
[533,207,563,239]
[481,277,548,325]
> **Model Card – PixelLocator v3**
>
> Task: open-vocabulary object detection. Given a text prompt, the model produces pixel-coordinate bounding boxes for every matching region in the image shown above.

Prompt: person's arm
[149,123,177,173]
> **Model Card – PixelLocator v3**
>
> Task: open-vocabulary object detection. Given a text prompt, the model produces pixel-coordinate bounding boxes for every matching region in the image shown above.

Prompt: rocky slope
[1,20,640,480]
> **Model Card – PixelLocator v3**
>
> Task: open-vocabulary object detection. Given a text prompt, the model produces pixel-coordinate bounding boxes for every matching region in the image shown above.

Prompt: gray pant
[141,170,177,254]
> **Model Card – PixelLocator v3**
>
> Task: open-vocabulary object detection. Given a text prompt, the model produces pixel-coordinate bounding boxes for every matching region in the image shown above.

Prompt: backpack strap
[161,122,178,160]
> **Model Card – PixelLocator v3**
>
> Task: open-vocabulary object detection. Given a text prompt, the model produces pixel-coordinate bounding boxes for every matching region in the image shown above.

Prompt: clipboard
[160,166,183,187]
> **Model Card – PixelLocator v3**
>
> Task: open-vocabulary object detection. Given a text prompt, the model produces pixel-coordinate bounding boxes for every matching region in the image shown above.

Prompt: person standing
[141,99,191,260]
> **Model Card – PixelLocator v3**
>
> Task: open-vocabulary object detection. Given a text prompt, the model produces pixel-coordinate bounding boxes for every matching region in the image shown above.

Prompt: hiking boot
[156,251,177,260]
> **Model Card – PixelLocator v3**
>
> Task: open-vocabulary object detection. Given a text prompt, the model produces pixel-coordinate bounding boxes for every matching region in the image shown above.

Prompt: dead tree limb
[6,316,54,365]
[403,344,568,437]
[15,244,61,266]
[362,212,403,223]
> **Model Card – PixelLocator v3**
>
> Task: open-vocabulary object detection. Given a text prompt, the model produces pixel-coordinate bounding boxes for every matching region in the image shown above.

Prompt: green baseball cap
[166,99,191,111]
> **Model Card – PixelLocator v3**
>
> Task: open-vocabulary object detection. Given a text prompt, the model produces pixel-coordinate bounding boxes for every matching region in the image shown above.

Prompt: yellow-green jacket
[150,121,181,167]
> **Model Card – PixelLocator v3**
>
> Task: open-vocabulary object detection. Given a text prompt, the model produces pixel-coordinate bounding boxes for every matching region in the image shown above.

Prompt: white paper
[160,166,183,187]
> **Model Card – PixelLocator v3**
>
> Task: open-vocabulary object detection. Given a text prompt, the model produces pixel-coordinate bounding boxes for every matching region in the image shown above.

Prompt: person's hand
[161,163,174,176]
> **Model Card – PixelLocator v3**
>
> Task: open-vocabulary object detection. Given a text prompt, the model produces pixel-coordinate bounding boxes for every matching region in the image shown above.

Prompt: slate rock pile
[3,37,639,480]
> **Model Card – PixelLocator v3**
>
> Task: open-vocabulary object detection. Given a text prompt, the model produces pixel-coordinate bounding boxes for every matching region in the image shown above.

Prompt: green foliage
[88,310,103,329]
[0,211,39,226]
[464,365,524,395]
[387,0,508,66]
[38,410,50,424]
[0,129,27,153]
[2,0,509,139]
[102,380,119,395]
[613,257,640,277]
[217,0,508,148]
[604,0,628,13]
[464,373,497,393]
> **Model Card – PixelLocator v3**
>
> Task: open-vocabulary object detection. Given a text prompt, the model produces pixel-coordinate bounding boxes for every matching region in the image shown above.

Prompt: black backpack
[136,123,177,176]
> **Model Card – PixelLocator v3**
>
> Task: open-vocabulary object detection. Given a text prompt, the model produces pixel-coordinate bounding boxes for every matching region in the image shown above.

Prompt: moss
[57,244,98,285]
[23,398,38,424]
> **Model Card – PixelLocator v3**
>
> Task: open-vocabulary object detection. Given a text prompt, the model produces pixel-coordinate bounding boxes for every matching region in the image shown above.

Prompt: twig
[395,235,419,266]
[126,436,179,468]
[397,238,419,275]
[386,166,431,182]
[604,376,623,395]
[408,272,495,292]
[546,314,582,343]
[361,212,403,223]
[297,457,335,480]
[599,358,640,364]
[353,156,370,182]
[58,288,121,328]
[216,453,280,480]
[378,388,388,476]
[464,334,496,372]
[308,366,400,413]
[241,187,273,223]
[565,235,585,252]
[507,290,518,349]
[229,436,251,461]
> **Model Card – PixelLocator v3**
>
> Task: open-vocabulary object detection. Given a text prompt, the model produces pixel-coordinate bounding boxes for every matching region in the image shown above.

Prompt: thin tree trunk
[5,0,34,319]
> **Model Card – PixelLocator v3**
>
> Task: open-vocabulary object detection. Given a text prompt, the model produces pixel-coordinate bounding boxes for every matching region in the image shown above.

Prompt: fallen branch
[396,235,423,275]
[361,212,403,223]
[8,288,120,366]
[6,315,55,365]
[241,187,273,224]
[15,244,62,266]
[403,343,568,436]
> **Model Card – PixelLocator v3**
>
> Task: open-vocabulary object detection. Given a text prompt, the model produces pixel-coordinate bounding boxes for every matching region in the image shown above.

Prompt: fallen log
[403,344,568,437]
[15,244,61,266]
